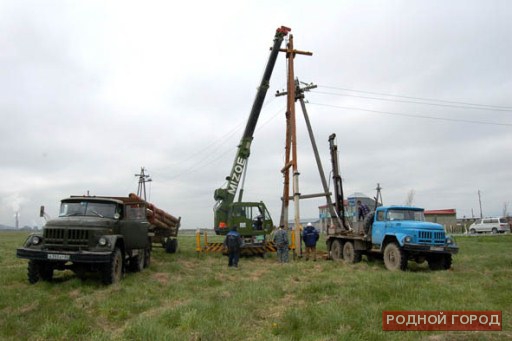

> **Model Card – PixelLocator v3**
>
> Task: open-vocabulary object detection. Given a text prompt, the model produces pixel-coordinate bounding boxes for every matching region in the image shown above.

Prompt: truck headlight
[31,236,41,245]
[98,237,108,247]
[446,237,453,245]
[404,236,412,243]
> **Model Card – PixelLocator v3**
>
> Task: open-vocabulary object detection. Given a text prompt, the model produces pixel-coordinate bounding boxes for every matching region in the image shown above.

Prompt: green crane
[213,26,290,245]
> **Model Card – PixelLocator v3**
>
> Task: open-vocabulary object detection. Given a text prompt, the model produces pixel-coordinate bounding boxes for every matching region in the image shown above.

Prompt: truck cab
[371,206,456,250]
[215,201,273,244]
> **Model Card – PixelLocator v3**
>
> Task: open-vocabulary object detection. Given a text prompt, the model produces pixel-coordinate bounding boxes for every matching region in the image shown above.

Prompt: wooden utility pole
[278,34,312,259]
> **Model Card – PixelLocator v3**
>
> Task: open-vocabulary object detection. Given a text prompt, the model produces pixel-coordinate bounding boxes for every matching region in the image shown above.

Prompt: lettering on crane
[227,157,246,195]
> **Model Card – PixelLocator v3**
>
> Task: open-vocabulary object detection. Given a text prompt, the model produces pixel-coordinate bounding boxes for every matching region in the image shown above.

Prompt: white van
[469,217,510,234]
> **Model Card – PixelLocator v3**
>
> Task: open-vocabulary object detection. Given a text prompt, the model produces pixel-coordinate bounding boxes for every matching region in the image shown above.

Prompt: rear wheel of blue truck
[383,243,407,271]
[342,241,362,263]
[330,239,343,261]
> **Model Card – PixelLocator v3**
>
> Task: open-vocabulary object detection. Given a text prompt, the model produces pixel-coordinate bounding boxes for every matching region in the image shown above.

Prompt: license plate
[47,254,70,261]
[430,246,444,251]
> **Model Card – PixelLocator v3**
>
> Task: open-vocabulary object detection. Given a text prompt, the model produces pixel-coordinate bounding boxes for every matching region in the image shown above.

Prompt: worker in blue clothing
[302,222,319,261]
[223,226,244,268]
[357,200,370,221]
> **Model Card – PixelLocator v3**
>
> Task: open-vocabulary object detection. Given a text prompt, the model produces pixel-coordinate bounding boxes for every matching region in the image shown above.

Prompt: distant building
[424,209,457,230]
[317,192,379,233]
[287,218,320,230]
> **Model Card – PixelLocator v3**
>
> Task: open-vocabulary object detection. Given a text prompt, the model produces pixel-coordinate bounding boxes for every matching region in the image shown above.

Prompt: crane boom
[213,26,290,234]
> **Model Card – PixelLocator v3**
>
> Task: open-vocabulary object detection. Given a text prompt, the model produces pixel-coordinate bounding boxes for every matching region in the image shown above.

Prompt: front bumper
[403,243,459,255]
[16,247,112,263]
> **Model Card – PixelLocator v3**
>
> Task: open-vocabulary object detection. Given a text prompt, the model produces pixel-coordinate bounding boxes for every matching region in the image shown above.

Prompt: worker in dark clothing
[223,226,244,268]
[302,222,319,261]
[357,200,370,221]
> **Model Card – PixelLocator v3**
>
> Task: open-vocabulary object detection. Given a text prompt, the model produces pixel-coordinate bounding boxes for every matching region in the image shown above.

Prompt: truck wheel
[428,254,452,270]
[28,261,53,283]
[330,240,343,261]
[102,248,123,285]
[343,241,362,263]
[28,260,40,284]
[143,247,151,268]
[129,251,145,272]
[39,262,54,281]
[383,243,407,271]
[491,228,498,234]
[469,228,476,234]
[165,238,177,253]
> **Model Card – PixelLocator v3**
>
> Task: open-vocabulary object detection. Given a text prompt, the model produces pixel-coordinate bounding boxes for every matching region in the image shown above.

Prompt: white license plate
[430,246,444,251]
[47,254,70,261]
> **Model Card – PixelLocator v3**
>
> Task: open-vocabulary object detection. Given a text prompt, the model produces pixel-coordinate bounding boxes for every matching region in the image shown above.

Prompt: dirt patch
[68,289,81,299]
[152,272,170,285]
[247,268,269,281]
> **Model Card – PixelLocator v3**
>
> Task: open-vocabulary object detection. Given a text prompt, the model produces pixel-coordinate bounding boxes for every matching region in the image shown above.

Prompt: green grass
[1,231,511,340]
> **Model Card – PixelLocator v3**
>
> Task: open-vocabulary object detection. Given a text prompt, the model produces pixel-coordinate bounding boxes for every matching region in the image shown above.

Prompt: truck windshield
[59,201,118,218]
[387,209,425,222]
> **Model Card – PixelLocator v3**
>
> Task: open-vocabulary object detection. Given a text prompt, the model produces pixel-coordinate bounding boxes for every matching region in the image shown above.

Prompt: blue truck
[326,205,459,271]
[325,134,458,271]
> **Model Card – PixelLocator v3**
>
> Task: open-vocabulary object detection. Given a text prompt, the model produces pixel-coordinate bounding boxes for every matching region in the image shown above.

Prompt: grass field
[1,231,510,340]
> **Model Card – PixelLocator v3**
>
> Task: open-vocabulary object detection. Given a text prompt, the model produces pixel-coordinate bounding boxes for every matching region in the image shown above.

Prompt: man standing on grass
[302,222,319,261]
[224,226,243,268]
[273,225,289,263]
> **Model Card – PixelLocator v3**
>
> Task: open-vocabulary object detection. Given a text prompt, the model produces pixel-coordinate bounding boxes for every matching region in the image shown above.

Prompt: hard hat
[307,222,313,227]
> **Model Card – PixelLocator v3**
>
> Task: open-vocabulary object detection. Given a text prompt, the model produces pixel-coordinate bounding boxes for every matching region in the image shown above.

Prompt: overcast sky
[1,0,511,229]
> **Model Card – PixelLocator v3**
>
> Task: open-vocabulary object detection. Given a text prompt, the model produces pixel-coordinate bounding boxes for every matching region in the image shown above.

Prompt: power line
[158,104,286,182]
[319,85,512,111]
[308,102,512,127]
[312,90,512,112]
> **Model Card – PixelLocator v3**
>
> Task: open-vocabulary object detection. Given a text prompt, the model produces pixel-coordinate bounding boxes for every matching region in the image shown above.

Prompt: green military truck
[16,194,175,284]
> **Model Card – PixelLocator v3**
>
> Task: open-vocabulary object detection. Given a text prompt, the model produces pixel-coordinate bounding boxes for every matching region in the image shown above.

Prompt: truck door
[121,204,149,249]
[371,210,386,246]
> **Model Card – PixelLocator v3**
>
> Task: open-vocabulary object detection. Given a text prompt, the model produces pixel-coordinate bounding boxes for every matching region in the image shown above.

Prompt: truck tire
[383,243,407,271]
[129,251,145,272]
[428,254,452,270]
[165,238,177,254]
[102,248,123,285]
[143,247,151,268]
[39,262,54,281]
[342,241,362,263]
[28,260,40,284]
[28,260,53,284]
[330,240,343,261]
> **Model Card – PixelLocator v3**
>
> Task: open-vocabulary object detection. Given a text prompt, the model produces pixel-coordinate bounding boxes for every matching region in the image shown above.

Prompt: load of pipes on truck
[128,193,181,253]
